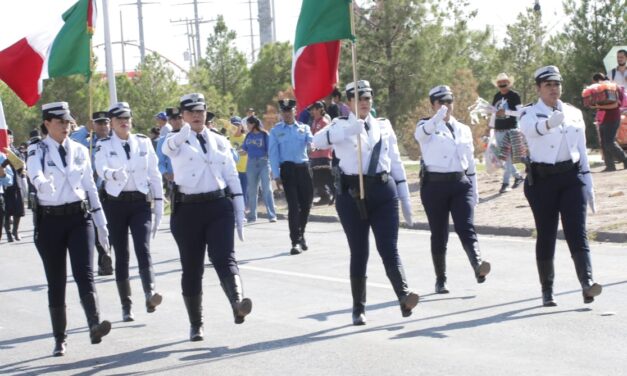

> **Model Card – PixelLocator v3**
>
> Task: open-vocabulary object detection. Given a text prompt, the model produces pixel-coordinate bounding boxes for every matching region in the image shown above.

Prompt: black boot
[4,221,13,243]
[463,242,491,283]
[220,274,253,324]
[432,250,449,294]
[350,277,367,325]
[572,252,602,304]
[80,292,111,344]
[183,294,204,341]
[49,306,67,356]
[384,264,419,317]
[139,267,163,313]
[116,280,134,322]
[11,217,20,241]
[299,235,308,251]
[537,259,557,307]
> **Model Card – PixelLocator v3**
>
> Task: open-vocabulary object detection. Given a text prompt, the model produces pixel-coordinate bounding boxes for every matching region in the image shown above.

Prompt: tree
[239,42,293,115]
[0,83,39,143]
[199,15,250,105]
[500,8,546,104]
[117,53,183,133]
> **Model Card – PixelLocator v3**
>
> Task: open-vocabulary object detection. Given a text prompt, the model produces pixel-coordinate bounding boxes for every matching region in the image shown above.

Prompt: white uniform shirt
[26,137,104,215]
[519,99,591,172]
[94,132,163,199]
[414,116,477,175]
[162,126,243,195]
[312,114,408,183]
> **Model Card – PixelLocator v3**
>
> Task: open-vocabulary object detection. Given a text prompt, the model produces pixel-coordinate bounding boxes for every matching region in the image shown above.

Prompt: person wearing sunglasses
[490,72,525,193]
[414,85,491,295]
[519,65,601,307]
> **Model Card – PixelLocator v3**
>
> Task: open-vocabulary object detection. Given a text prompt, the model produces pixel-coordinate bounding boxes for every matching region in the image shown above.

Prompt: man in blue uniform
[312,80,419,325]
[520,65,602,306]
[268,99,314,255]
[414,85,491,294]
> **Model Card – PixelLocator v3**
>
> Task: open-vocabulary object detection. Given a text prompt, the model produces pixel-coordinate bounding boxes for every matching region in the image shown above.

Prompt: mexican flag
[0,0,96,107]
[292,0,354,112]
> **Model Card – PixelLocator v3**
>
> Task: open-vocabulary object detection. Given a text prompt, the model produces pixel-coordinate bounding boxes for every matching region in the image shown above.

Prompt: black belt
[280,161,309,169]
[424,171,465,182]
[39,201,87,216]
[531,160,577,178]
[106,191,147,202]
[341,172,390,186]
[175,188,227,203]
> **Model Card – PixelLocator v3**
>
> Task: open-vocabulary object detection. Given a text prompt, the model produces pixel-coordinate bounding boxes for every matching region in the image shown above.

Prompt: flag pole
[349,1,365,202]
[89,39,94,156]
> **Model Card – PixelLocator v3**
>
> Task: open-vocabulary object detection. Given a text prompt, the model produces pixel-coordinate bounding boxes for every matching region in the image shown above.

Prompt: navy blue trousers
[280,162,313,245]
[524,168,590,261]
[103,199,152,281]
[336,178,403,278]
[420,177,478,256]
[170,197,240,297]
[35,211,96,308]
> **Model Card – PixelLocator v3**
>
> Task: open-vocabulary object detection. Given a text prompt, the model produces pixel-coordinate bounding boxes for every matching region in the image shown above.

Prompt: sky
[0,0,571,77]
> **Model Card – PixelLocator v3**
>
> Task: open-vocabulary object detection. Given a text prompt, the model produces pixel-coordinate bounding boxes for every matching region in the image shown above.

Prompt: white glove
[396,182,413,226]
[38,175,55,195]
[97,225,110,250]
[582,173,596,214]
[232,195,245,241]
[469,174,479,206]
[170,123,191,148]
[345,113,364,136]
[151,200,164,239]
[112,167,128,182]
[433,105,449,123]
[547,111,564,129]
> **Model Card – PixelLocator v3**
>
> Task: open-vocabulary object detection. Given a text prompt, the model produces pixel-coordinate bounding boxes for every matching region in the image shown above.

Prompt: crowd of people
[1,53,624,358]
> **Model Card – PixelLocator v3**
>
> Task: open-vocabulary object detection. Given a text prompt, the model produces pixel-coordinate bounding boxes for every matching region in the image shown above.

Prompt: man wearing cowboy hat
[491,72,524,193]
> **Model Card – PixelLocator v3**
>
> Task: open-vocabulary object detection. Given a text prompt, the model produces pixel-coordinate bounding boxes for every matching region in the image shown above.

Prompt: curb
[268,213,626,244]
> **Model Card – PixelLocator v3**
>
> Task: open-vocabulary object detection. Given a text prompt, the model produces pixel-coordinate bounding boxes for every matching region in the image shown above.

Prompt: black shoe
[542,290,557,307]
[435,279,449,294]
[53,340,66,356]
[313,196,330,206]
[601,166,617,172]
[512,176,524,189]
[351,277,367,326]
[290,245,302,255]
[400,292,419,317]
[190,325,204,341]
[328,195,335,205]
[499,183,511,193]
[299,237,308,251]
[145,292,163,313]
[474,261,491,283]
[122,306,135,322]
[89,321,111,344]
[582,284,602,304]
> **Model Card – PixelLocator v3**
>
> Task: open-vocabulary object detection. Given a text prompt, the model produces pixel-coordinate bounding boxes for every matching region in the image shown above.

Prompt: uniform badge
[28,150,36,157]
[47,160,56,166]
[139,151,147,156]
[95,145,101,153]
[110,151,118,156]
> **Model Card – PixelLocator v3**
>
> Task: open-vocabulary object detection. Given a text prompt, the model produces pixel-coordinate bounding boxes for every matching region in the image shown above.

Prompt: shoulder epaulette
[28,137,41,145]
[136,133,148,138]
[338,116,349,120]
[209,128,222,136]
[419,117,431,122]
[99,137,111,141]
[377,117,388,121]
[523,102,533,108]
[170,129,180,134]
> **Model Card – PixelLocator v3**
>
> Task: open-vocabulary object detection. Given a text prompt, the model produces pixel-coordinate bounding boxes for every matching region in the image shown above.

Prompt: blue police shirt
[268,121,313,178]
[156,135,173,175]
[70,126,90,148]
[0,153,15,193]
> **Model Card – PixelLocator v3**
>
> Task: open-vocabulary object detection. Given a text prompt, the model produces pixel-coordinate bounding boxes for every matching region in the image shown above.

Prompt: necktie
[197,134,207,153]
[122,142,131,160]
[58,145,67,167]
[364,121,370,132]
[445,122,455,139]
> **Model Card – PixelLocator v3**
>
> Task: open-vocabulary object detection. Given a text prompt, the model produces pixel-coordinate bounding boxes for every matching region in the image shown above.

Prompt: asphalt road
[1,214,626,375]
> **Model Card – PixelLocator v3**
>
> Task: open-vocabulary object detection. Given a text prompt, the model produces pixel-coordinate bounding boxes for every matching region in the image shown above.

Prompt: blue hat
[155,111,167,120]
[109,102,133,118]
[165,107,181,118]
[278,99,296,111]
[230,116,242,125]
[92,111,110,122]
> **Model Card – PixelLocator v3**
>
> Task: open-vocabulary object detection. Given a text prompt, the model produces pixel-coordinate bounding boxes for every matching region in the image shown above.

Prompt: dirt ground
[270,154,627,242]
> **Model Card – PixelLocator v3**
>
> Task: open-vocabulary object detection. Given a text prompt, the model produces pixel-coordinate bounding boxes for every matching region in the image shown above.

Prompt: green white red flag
[292,0,354,112]
[0,0,97,106]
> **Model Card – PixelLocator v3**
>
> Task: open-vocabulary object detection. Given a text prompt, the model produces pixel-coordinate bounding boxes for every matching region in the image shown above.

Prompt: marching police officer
[268,99,314,255]
[90,111,114,276]
[95,102,164,322]
[520,66,602,306]
[414,85,491,294]
[163,93,252,341]
[27,102,111,356]
[313,80,419,325]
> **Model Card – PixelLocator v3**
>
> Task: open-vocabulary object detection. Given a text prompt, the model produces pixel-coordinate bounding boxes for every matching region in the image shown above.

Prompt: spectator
[592,72,627,171]
[242,116,276,222]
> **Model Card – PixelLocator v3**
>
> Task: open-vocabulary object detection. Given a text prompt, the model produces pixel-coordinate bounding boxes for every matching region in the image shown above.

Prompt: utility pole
[121,1,158,65]
[172,1,211,63]
[120,11,126,73]
[247,0,255,62]
[102,0,118,104]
